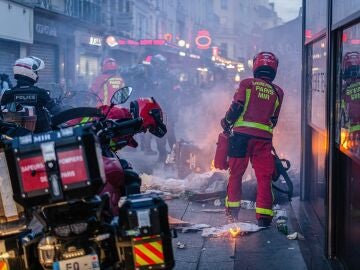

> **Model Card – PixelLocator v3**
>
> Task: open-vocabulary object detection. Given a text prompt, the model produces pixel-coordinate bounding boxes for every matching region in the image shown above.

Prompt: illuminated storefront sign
[195,30,212,49]
[212,45,243,68]
[89,36,102,46]
[164,33,173,42]
[212,46,219,57]
[106,36,118,47]
[106,36,167,47]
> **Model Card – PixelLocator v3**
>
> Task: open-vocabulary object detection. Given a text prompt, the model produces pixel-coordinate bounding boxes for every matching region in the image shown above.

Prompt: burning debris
[229,226,242,238]
[201,222,264,238]
[140,171,228,197]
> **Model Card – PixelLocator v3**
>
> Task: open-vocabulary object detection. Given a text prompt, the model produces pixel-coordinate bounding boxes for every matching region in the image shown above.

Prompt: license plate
[53,254,100,270]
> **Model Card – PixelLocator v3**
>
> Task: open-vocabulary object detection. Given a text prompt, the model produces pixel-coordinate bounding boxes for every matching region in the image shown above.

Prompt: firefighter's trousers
[226,134,274,220]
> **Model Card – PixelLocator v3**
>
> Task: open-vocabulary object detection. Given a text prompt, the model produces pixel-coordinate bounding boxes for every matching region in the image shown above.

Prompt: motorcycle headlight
[70,222,88,235]
[54,225,71,237]
[54,222,88,237]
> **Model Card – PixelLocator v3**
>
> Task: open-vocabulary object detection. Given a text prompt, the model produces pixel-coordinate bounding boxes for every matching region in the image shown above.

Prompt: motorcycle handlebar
[95,117,143,139]
[107,118,143,137]
[0,120,18,129]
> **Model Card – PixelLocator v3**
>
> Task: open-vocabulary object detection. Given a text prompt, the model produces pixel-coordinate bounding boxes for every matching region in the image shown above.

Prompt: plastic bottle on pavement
[276,209,288,235]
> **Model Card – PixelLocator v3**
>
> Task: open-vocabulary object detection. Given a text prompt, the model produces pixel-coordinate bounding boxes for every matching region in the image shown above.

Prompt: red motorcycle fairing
[100,156,125,215]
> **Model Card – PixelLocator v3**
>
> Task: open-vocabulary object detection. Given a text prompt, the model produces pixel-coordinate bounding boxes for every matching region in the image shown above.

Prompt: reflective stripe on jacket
[233,78,284,138]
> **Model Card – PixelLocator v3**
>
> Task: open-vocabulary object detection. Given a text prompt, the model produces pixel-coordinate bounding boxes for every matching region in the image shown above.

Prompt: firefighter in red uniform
[341,51,360,155]
[221,52,284,226]
[90,58,125,105]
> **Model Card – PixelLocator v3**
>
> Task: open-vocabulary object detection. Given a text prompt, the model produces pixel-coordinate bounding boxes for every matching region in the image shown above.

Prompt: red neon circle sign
[195,30,212,49]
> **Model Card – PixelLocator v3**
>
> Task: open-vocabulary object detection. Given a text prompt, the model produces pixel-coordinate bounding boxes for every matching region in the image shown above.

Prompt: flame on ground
[210,159,216,171]
[229,227,241,237]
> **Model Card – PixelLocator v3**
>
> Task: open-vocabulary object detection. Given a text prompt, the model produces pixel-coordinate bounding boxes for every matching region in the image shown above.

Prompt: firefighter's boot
[258,217,272,227]
[226,207,240,223]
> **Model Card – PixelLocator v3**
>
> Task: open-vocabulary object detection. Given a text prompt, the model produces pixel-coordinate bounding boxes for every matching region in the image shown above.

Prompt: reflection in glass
[308,39,327,130]
[305,0,327,42]
[332,0,360,25]
[338,25,360,158]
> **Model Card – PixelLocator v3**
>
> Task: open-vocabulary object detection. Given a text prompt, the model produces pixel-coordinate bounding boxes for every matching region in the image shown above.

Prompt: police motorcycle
[1,88,135,269]
[50,89,175,270]
[1,87,174,269]
[0,109,46,269]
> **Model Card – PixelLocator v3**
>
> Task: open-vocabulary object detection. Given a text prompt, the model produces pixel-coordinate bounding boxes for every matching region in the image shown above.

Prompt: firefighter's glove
[221,118,232,134]
[225,101,244,123]
[270,116,278,128]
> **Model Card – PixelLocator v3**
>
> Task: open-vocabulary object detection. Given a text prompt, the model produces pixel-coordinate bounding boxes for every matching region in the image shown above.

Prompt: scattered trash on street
[276,219,288,235]
[181,224,212,233]
[201,222,264,237]
[143,189,177,200]
[141,174,185,194]
[168,216,191,228]
[200,209,225,213]
[240,200,256,209]
[140,171,228,197]
[274,209,288,220]
[287,232,305,240]
[177,241,186,249]
[214,199,222,206]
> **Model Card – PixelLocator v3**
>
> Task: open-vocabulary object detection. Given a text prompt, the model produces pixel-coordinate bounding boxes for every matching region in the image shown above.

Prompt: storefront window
[332,0,360,25]
[79,55,99,85]
[336,23,360,159]
[305,0,327,42]
[308,38,327,130]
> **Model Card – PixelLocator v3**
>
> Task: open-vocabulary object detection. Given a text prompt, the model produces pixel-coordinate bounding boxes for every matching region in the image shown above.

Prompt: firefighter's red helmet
[102,58,118,73]
[253,52,279,81]
[342,51,360,80]
[130,97,167,138]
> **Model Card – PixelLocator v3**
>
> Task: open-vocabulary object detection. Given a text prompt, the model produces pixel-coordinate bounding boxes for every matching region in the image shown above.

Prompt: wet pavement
[167,198,308,270]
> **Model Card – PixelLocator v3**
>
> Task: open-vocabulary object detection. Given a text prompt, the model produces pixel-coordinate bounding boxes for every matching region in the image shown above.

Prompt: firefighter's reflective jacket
[233,78,284,139]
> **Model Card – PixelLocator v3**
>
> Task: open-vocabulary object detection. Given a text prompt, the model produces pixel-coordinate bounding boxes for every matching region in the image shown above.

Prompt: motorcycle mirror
[110,86,133,105]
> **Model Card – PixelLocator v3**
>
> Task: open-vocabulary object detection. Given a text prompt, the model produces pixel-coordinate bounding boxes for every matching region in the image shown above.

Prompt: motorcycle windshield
[61,90,102,108]
[51,107,104,128]
[52,91,105,127]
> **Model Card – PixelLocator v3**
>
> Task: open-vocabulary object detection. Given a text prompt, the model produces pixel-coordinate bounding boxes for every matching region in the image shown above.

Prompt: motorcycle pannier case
[117,193,174,270]
[0,143,27,237]
[4,126,105,207]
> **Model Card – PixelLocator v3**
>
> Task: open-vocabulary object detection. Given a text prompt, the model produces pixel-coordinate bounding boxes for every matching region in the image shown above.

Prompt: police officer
[1,56,61,133]
[148,54,177,163]
[221,52,284,226]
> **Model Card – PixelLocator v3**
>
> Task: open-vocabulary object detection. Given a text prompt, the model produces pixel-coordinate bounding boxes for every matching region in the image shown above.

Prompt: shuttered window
[29,43,58,90]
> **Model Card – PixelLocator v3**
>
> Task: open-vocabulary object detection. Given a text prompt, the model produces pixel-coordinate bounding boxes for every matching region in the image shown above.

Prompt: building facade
[211,0,282,60]
[0,0,33,82]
